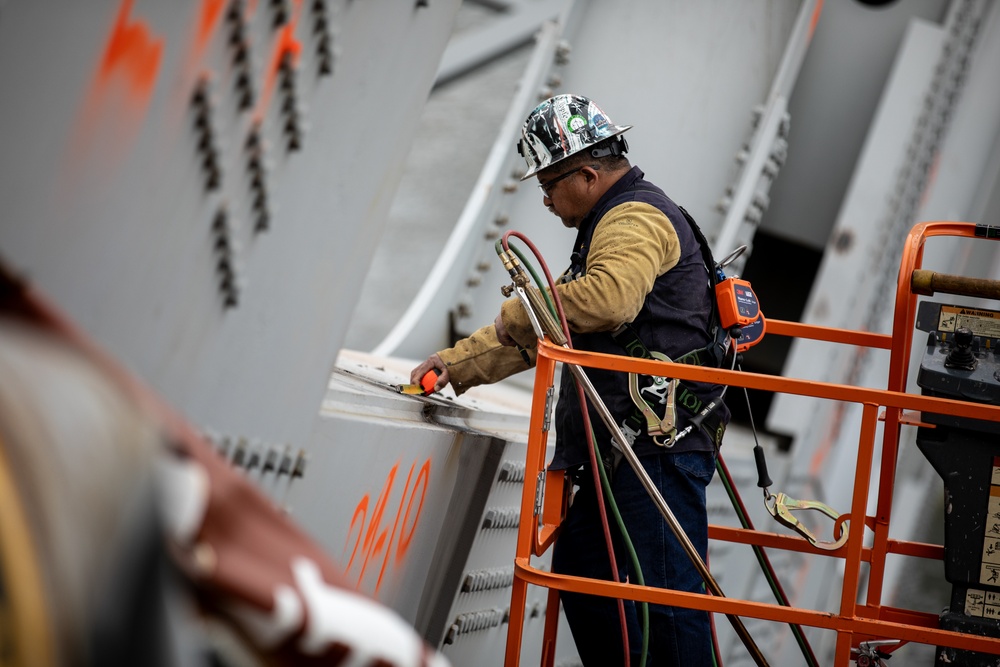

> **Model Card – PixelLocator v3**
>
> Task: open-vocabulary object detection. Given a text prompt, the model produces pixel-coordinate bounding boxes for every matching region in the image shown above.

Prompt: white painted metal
[435,0,567,85]
[761,0,952,250]
[375,0,807,359]
[0,0,461,449]
[373,8,573,359]
[711,0,820,274]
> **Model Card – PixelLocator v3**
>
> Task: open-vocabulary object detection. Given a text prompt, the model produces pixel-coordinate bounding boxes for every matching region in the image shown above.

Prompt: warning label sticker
[966,589,1000,618]
[938,305,1000,338]
[980,468,1000,585]
[984,536,1000,566]
[981,563,1000,587]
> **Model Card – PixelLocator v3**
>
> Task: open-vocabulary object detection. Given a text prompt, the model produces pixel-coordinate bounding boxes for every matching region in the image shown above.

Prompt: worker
[410,93,729,666]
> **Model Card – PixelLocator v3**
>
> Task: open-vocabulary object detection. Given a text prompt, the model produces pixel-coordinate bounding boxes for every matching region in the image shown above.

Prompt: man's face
[536,165,590,229]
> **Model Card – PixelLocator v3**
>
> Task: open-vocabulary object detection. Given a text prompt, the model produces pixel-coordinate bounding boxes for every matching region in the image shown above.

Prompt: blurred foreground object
[0,264,450,667]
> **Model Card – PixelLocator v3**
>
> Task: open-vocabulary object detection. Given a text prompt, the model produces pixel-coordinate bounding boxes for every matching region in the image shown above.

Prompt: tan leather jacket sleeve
[501,201,680,345]
[436,323,536,395]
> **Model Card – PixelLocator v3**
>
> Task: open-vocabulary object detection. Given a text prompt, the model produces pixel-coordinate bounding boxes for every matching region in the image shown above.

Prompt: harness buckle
[626,350,678,446]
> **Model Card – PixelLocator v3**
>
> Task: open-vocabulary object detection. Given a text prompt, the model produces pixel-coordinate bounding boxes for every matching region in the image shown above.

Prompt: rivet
[254,210,270,234]
[253,192,267,212]
[278,451,293,476]
[232,437,247,466]
[227,2,241,24]
[250,172,264,193]
[245,126,261,151]
[246,449,261,470]
[319,55,333,76]
[292,450,307,478]
[271,0,289,28]
[317,35,332,57]
[263,448,278,473]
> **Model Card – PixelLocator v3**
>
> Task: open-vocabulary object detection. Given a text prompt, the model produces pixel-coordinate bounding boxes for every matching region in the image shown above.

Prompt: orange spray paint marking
[97,0,163,104]
[176,0,229,110]
[254,0,303,124]
[195,0,227,60]
[344,458,431,595]
[357,462,398,585]
[375,463,416,593]
[344,496,369,572]
[396,459,430,564]
[69,0,164,170]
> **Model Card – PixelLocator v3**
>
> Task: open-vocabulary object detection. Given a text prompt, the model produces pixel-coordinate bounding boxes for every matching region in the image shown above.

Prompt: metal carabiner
[627,350,678,446]
[764,491,849,551]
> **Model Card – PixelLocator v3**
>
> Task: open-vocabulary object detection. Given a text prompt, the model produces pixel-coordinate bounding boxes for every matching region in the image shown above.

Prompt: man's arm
[411,322,535,396]
[501,201,680,345]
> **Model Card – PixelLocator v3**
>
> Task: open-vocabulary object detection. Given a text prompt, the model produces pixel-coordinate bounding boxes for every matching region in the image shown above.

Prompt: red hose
[502,231,631,666]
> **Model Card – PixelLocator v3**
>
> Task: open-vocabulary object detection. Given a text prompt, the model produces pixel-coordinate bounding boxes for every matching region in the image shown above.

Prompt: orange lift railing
[504,221,1000,666]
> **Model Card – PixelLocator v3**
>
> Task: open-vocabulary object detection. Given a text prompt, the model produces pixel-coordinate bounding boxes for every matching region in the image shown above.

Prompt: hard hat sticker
[516,94,631,179]
[589,108,610,132]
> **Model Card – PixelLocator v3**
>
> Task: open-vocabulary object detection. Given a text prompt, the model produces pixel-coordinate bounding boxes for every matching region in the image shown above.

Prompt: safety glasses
[537,166,585,195]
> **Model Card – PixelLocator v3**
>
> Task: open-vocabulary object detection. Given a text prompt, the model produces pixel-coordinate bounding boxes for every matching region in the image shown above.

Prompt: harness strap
[612,324,726,448]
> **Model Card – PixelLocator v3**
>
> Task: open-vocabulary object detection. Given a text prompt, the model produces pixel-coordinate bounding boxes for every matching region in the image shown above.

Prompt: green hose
[587,410,650,667]
[504,237,650,666]
[503,240,558,317]
[715,454,819,667]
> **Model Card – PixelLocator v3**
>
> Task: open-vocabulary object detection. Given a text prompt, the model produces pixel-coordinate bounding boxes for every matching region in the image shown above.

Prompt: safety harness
[613,203,731,450]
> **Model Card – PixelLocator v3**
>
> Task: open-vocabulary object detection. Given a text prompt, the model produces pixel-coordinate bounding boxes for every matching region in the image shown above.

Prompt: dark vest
[550,167,730,470]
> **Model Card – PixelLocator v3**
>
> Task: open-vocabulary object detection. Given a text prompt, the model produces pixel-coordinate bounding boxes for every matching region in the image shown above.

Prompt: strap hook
[627,350,678,446]
[764,491,849,551]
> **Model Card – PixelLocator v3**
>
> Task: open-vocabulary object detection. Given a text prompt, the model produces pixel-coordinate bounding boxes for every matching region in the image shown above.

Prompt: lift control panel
[915,301,1000,433]
[915,300,1000,666]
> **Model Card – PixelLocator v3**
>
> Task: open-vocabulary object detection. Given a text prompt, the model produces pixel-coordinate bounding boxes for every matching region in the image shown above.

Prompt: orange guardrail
[504,221,1000,666]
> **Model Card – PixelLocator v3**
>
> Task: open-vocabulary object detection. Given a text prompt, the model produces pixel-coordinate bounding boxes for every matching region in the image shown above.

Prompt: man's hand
[494,312,516,347]
[411,354,450,393]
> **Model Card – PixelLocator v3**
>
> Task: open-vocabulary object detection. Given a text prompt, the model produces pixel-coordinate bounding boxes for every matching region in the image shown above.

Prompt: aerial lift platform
[504,221,1000,666]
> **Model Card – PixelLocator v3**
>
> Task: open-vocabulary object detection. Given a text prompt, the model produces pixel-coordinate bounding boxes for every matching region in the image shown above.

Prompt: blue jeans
[552,450,716,667]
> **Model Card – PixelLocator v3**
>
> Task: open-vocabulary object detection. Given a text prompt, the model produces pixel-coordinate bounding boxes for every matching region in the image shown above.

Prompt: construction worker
[411,93,729,666]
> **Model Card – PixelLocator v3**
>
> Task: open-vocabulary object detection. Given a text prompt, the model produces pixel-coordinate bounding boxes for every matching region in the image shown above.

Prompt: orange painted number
[344,458,431,594]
